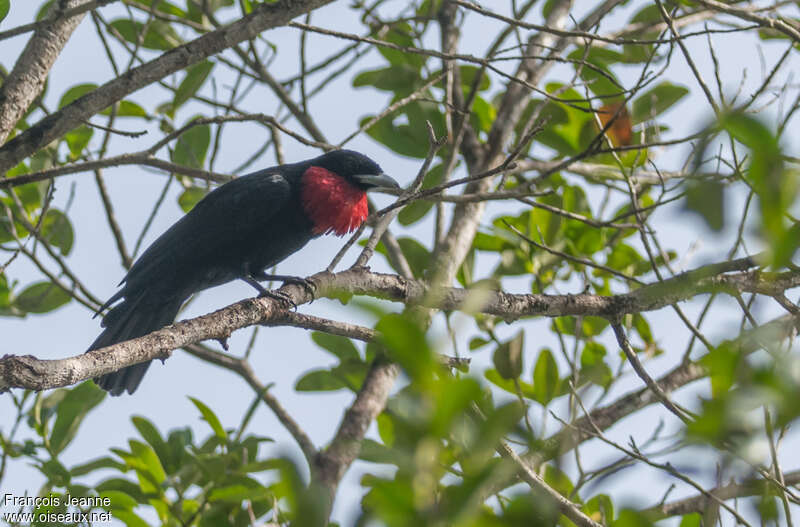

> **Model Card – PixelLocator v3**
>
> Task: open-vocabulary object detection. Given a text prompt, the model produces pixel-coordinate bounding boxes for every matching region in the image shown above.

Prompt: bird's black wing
[91,170,293,396]
[114,170,293,301]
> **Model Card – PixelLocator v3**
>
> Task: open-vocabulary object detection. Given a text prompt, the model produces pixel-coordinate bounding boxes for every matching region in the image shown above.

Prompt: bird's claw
[244,272,315,305]
[259,289,298,310]
[283,277,317,301]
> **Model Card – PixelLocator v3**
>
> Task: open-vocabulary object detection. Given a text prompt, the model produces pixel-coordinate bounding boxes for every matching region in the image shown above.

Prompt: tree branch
[648,469,800,519]
[0,0,94,143]
[1,255,792,391]
[0,0,335,174]
[311,358,399,505]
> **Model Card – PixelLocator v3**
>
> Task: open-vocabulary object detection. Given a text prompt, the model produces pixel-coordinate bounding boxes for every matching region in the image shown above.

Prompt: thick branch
[1,258,794,392]
[0,0,93,143]
[312,359,399,504]
[649,469,800,519]
[694,0,800,43]
[0,0,334,174]
[430,0,574,287]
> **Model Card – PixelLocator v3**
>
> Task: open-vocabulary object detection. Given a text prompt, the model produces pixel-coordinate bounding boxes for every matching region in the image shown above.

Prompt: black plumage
[89,150,397,395]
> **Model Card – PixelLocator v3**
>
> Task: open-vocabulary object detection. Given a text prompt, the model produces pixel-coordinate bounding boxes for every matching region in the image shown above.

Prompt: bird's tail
[89,292,183,396]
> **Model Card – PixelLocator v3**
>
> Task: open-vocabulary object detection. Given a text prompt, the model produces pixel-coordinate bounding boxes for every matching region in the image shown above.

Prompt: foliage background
[1,0,800,525]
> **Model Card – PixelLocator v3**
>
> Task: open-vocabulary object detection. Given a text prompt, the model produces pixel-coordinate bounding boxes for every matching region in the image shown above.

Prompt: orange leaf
[598,102,633,146]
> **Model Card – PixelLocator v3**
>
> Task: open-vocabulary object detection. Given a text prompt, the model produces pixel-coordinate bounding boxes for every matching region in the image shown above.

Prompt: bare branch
[0,0,336,174]
[0,0,94,143]
[1,254,793,393]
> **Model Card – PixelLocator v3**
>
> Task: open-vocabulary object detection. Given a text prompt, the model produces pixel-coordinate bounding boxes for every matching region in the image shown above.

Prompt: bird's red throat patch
[301,166,368,236]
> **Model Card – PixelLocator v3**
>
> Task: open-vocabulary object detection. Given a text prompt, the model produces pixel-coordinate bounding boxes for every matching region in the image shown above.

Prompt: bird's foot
[242,275,297,309]
[258,288,298,310]
[281,276,317,301]
[249,272,317,301]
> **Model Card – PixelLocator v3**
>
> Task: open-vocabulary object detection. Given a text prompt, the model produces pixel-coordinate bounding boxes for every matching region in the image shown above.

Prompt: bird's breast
[301,166,368,236]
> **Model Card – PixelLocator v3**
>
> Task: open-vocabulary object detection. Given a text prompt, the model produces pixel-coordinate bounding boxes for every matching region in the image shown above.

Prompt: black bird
[90,150,399,396]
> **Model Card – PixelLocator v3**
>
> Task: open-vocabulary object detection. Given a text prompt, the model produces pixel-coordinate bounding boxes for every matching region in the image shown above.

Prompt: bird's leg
[249,271,317,300]
[241,275,298,310]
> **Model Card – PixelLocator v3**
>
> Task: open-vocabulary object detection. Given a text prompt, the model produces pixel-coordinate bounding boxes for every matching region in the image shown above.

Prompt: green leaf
[132,416,174,474]
[64,125,93,158]
[629,3,662,25]
[100,490,139,511]
[116,100,148,118]
[462,402,524,474]
[484,368,537,399]
[295,369,348,391]
[613,509,656,527]
[683,179,725,231]
[375,22,425,69]
[331,359,369,391]
[71,456,126,477]
[59,83,98,109]
[99,100,149,118]
[377,413,395,446]
[207,482,272,503]
[311,332,360,362]
[13,281,71,314]
[174,61,214,108]
[605,243,648,276]
[49,382,106,454]
[13,179,43,212]
[109,19,182,50]
[528,85,593,155]
[96,478,148,503]
[631,82,689,124]
[457,64,490,92]
[469,337,489,350]
[701,341,742,397]
[470,96,496,133]
[186,0,232,22]
[580,341,612,388]
[112,509,151,527]
[128,439,167,487]
[0,274,12,311]
[543,464,574,497]
[178,186,207,212]
[362,114,430,159]
[680,513,702,527]
[358,438,398,465]
[138,0,186,17]
[567,48,624,99]
[532,348,559,405]
[431,377,483,436]
[584,494,614,525]
[41,209,74,255]
[166,427,191,470]
[353,65,421,95]
[633,313,653,344]
[716,112,795,266]
[398,164,444,226]
[188,397,227,441]
[38,459,71,486]
[396,237,431,279]
[493,331,524,379]
[377,313,434,382]
[0,0,9,23]
[171,122,210,169]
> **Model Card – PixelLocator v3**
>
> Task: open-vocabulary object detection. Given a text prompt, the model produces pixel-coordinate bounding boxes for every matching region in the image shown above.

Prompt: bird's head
[300,150,399,236]
[312,149,399,191]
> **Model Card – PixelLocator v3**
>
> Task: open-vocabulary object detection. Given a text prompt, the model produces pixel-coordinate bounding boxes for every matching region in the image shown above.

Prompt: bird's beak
[353,172,401,191]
